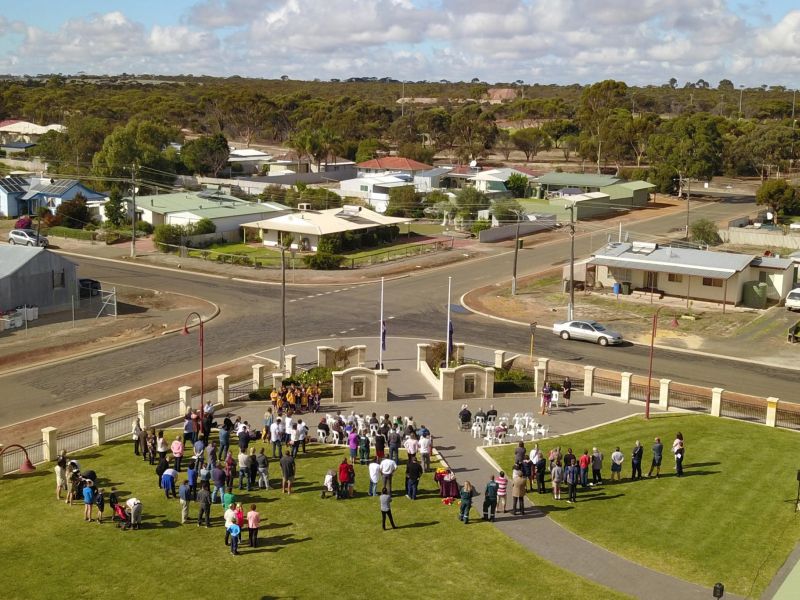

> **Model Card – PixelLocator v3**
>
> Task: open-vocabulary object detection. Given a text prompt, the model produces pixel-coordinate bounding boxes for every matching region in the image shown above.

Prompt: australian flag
[381,320,387,352]
[447,320,454,357]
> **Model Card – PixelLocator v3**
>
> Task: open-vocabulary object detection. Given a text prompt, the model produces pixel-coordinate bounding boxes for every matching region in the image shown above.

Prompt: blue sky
[0,1,798,86]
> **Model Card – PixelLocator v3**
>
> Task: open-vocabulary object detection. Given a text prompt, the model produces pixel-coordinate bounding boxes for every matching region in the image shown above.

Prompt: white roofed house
[227,148,272,175]
[0,121,65,145]
[589,242,795,310]
[241,205,411,252]
[337,173,414,213]
[471,168,536,194]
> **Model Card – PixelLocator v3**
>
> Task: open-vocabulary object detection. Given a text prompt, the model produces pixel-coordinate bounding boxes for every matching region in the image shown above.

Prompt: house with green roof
[599,180,655,208]
[134,190,289,234]
[535,172,623,196]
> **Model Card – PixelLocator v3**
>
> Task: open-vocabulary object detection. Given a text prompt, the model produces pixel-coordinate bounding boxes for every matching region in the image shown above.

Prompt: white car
[8,229,49,247]
[786,288,800,311]
[553,320,624,346]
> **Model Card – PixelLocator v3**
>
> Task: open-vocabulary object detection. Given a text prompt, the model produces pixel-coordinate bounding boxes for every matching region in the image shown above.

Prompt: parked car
[786,288,800,311]
[553,320,624,346]
[8,229,48,247]
[79,279,102,298]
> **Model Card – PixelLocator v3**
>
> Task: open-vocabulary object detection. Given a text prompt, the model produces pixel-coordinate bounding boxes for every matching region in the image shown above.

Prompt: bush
[153,223,186,249]
[304,252,345,270]
[295,367,333,386]
[192,217,216,235]
[44,226,96,241]
[248,387,273,400]
[471,219,491,235]
[135,221,154,235]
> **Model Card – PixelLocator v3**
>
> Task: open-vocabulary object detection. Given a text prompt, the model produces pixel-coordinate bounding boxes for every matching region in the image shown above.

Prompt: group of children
[269,382,323,414]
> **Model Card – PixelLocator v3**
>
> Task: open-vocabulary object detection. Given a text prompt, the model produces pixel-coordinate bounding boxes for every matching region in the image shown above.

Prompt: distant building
[483,88,518,104]
[338,173,414,213]
[356,157,433,178]
[0,121,65,145]
[0,176,107,219]
[0,246,78,314]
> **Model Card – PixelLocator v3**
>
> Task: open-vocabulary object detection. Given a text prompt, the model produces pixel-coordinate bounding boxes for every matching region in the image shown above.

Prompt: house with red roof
[356,157,433,178]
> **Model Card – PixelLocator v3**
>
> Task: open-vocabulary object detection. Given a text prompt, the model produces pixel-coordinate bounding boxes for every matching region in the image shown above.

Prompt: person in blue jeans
[405,456,422,500]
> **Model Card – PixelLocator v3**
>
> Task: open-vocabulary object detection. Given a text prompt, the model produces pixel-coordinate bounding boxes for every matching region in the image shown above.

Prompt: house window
[359,185,369,192]
[610,268,631,282]
[668,273,683,283]
[758,271,768,283]
[52,270,65,289]
[352,378,365,398]
[464,375,476,394]
[702,277,723,288]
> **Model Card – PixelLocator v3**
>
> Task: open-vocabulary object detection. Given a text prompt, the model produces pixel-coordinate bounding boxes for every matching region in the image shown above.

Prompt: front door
[645,271,659,289]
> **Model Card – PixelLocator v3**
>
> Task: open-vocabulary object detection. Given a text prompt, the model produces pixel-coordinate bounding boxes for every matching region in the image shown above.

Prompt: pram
[113,503,131,529]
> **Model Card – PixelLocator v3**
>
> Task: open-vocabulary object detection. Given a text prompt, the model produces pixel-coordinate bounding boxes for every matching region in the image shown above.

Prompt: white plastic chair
[474,415,486,431]
[331,431,341,445]
[535,424,550,439]
[483,429,497,446]
[471,422,483,439]
[551,390,560,409]
[316,429,327,444]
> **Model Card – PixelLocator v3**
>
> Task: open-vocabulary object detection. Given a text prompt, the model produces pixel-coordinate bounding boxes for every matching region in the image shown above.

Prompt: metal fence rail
[105,412,138,441]
[629,382,659,403]
[776,405,800,431]
[150,401,181,426]
[720,396,766,424]
[548,374,584,392]
[593,377,621,396]
[229,381,253,402]
[668,389,711,413]
[57,426,94,454]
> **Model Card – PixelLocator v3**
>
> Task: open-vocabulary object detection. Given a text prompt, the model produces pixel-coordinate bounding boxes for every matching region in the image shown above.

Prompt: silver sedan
[553,320,623,346]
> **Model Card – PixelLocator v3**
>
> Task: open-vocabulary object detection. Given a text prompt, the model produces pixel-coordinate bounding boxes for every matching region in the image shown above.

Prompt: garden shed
[0,246,78,313]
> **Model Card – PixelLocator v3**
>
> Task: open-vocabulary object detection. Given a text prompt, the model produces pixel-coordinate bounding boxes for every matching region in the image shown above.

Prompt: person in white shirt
[297,420,308,453]
[223,505,238,550]
[289,424,300,458]
[368,458,381,496]
[125,497,142,529]
[610,446,624,482]
[270,419,282,458]
[238,452,251,491]
[403,434,419,459]
[379,457,397,494]
[418,433,432,472]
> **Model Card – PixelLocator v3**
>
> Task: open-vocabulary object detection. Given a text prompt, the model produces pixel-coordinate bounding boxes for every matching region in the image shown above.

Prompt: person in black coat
[631,440,644,480]
[156,456,169,488]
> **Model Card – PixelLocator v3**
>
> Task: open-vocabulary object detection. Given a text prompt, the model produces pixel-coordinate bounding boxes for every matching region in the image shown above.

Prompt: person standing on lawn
[514,441,526,466]
[459,481,479,524]
[565,458,579,504]
[224,504,238,554]
[591,447,604,485]
[511,472,526,515]
[171,436,184,472]
[196,482,212,527]
[178,479,191,524]
[673,433,685,477]
[648,437,664,478]
[535,451,547,494]
[418,432,431,472]
[132,418,143,456]
[161,467,178,499]
[94,488,105,524]
[247,504,260,548]
[55,450,68,501]
[358,430,371,465]
[155,455,169,489]
[379,456,397,495]
[380,488,397,530]
[631,440,644,480]
[610,447,624,482]
[280,450,296,494]
[405,455,423,500]
[403,433,419,461]
[550,460,563,500]
[83,480,95,521]
[368,458,381,497]
[578,449,591,487]
[483,475,499,521]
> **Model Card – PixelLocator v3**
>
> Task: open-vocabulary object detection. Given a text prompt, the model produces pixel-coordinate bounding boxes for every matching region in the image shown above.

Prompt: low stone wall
[317,345,367,369]
[332,366,388,403]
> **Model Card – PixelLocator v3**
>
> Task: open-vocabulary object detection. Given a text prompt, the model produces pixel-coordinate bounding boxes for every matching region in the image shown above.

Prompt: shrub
[471,219,491,235]
[248,387,273,400]
[135,221,154,235]
[153,223,186,249]
[192,217,216,235]
[304,252,344,270]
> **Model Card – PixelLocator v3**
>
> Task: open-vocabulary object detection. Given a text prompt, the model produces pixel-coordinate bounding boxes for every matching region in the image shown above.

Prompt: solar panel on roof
[40,179,78,195]
[0,176,28,193]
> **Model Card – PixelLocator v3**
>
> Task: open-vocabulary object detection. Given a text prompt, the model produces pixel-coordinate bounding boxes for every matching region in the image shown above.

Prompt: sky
[0,0,799,86]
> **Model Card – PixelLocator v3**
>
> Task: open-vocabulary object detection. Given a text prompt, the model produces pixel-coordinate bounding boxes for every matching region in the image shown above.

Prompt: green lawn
[1,436,627,600]
[486,414,800,596]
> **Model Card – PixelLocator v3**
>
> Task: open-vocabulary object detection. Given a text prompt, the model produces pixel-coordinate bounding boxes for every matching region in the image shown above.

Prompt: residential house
[355,157,433,178]
[0,246,78,314]
[134,190,288,235]
[0,121,65,145]
[227,148,272,175]
[589,242,794,307]
[600,181,655,208]
[535,172,623,197]
[23,178,108,221]
[337,173,414,213]
[241,205,410,252]
[549,192,613,220]
[471,168,536,194]
[1,141,37,155]
[0,176,30,218]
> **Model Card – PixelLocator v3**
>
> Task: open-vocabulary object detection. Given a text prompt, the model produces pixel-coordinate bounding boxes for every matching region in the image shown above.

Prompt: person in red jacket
[578,449,591,487]
[338,458,354,498]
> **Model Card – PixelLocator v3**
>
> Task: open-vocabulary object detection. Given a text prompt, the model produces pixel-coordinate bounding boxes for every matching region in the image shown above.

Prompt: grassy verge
[1,436,627,599]
[486,414,800,596]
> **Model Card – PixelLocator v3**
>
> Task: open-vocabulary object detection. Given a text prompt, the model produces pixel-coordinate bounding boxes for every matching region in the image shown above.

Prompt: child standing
[495,470,508,514]
[83,480,95,521]
[94,488,105,523]
[246,504,260,548]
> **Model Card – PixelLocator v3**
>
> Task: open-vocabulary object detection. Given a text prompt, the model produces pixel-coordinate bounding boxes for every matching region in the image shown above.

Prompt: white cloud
[0,1,799,86]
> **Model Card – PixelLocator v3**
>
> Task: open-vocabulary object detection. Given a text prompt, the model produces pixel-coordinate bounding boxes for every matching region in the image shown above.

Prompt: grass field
[0,437,627,600]
[486,414,800,597]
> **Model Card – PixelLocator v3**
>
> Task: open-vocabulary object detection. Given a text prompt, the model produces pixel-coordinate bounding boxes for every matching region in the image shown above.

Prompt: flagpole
[379,277,384,369]
[446,276,452,366]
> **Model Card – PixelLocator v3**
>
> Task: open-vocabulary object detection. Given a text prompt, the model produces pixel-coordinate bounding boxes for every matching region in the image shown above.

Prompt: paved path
[231,337,754,600]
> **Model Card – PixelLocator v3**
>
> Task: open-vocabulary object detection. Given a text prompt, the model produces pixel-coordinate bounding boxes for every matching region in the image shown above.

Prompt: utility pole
[511,219,521,295]
[791,89,797,170]
[567,203,576,320]
[280,235,287,374]
[685,178,690,241]
[401,81,405,118]
[130,163,137,258]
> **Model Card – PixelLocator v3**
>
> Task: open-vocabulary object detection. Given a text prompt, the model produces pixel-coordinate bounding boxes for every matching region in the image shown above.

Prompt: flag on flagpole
[447,320,454,357]
[381,320,387,352]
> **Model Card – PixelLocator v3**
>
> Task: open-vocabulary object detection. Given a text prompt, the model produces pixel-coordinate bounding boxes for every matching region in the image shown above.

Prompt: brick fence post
[91,413,106,446]
[252,364,265,390]
[137,399,151,429]
[766,397,779,427]
[179,386,192,416]
[659,379,671,411]
[620,372,633,403]
[583,366,595,397]
[217,375,230,408]
[42,427,58,462]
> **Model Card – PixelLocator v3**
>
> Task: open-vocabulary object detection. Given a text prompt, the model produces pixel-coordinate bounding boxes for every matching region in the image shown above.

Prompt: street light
[0,444,37,474]
[645,305,669,420]
[182,312,205,420]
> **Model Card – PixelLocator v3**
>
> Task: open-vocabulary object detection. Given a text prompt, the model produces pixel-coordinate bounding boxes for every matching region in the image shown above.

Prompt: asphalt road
[3,196,793,427]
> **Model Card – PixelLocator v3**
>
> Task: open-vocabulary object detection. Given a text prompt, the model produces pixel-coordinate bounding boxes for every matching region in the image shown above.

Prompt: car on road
[786,288,800,311]
[8,229,49,247]
[79,279,102,298]
[553,320,624,346]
